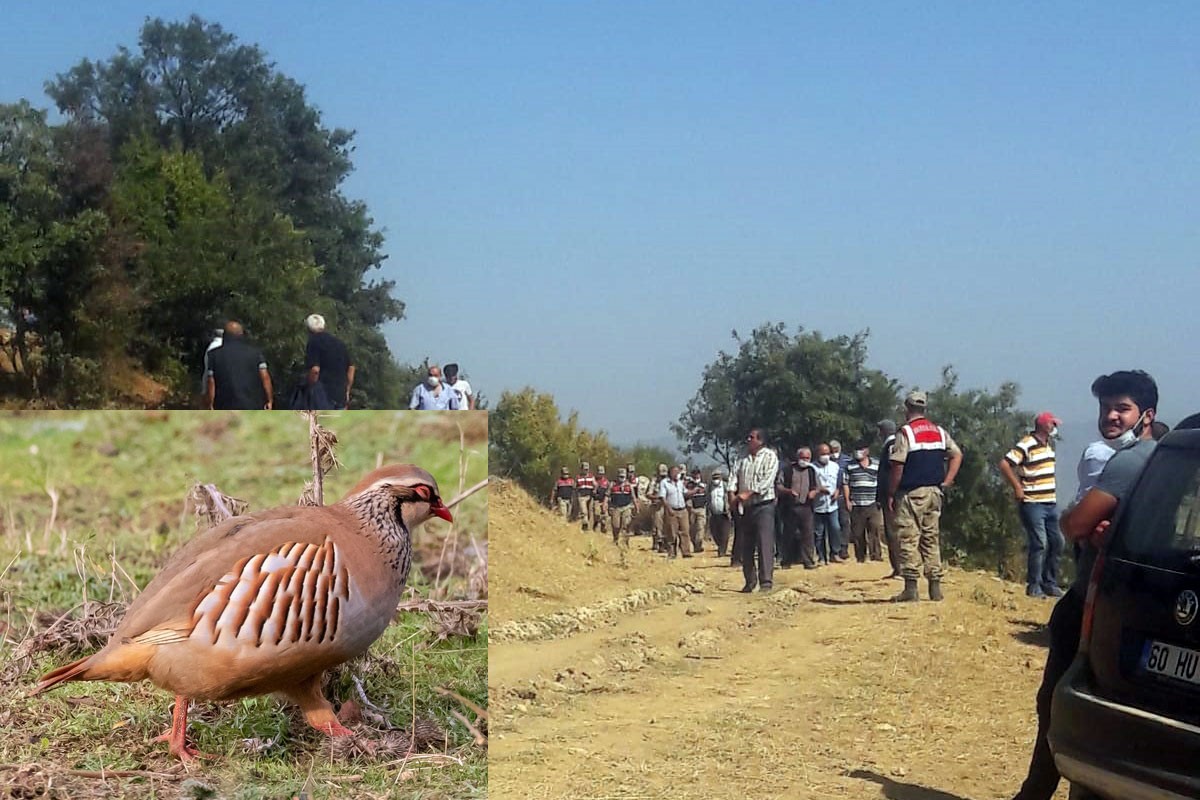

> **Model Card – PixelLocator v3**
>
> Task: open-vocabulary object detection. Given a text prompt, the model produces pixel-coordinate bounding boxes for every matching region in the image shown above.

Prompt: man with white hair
[304,314,354,410]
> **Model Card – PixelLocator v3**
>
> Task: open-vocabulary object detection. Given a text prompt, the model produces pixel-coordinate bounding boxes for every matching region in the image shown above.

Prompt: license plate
[1142,639,1200,686]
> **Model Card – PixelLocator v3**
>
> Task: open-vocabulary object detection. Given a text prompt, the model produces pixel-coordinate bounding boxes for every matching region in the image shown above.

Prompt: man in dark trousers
[1011,370,1160,800]
[735,428,780,592]
[205,321,273,410]
[776,446,818,569]
[877,419,901,578]
[304,313,355,410]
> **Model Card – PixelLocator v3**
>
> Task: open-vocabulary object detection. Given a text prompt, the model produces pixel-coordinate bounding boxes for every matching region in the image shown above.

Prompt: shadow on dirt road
[850,769,976,800]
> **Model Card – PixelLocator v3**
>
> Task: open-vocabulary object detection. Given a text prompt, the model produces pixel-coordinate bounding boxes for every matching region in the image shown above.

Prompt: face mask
[1104,413,1147,452]
[855,449,868,460]
[818,455,831,465]
[796,459,811,469]
[1049,427,1059,439]
[427,376,440,388]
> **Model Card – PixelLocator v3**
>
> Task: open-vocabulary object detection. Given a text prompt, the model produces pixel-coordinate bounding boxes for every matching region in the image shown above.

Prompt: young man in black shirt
[205,321,273,410]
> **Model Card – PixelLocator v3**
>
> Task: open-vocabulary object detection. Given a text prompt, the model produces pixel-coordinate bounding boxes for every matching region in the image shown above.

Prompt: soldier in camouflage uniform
[629,462,649,520]
[592,465,610,534]
[649,463,669,552]
[575,461,596,531]
[888,391,963,602]
[608,467,638,545]
[685,467,708,553]
[551,467,575,521]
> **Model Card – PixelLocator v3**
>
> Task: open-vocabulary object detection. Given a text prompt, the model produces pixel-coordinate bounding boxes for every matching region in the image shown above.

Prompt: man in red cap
[999,411,1064,598]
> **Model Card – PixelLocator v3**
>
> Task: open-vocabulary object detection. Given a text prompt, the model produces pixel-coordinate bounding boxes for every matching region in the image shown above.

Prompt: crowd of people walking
[548,389,961,602]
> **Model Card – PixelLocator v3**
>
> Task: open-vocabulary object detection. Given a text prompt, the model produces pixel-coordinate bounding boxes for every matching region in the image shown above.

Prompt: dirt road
[490,483,1068,800]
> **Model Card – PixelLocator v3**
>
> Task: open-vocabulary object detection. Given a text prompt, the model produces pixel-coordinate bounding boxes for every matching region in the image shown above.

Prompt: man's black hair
[1090,370,1158,413]
[748,427,766,443]
[444,363,459,377]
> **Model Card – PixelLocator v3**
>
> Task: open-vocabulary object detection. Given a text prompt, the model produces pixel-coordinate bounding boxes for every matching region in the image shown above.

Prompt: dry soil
[489,482,1068,800]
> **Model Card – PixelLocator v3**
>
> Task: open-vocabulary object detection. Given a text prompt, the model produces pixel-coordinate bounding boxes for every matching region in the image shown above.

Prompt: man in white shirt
[735,428,780,593]
[659,465,691,558]
[812,442,845,564]
[707,470,732,558]
[444,363,474,410]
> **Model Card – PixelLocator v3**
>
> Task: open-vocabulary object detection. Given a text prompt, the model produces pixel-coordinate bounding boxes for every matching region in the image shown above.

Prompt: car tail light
[1079,548,1107,651]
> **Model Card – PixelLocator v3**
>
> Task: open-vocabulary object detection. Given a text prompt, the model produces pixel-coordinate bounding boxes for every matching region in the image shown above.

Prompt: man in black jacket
[776,446,819,569]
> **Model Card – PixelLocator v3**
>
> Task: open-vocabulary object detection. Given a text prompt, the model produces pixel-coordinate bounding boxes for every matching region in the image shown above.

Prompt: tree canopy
[1,15,408,406]
[490,388,675,503]
[673,323,900,471]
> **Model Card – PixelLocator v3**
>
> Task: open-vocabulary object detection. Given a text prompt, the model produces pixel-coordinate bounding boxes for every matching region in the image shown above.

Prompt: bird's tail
[30,655,94,696]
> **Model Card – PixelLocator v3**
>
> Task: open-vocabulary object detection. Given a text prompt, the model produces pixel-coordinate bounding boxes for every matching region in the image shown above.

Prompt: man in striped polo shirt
[999,412,1065,598]
[844,440,884,563]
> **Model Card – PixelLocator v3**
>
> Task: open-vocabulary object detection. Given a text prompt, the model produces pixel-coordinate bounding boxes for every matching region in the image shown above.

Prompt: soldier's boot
[928,578,944,602]
[891,578,919,603]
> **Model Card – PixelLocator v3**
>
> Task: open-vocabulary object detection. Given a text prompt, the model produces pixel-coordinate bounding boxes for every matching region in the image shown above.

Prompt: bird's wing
[131,536,353,650]
[114,505,363,645]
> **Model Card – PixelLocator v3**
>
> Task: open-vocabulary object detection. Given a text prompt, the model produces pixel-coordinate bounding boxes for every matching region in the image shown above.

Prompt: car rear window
[1108,445,1200,571]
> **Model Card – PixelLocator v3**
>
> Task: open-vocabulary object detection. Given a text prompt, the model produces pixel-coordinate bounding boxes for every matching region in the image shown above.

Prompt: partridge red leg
[289,674,354,737]
[151,695,213,762]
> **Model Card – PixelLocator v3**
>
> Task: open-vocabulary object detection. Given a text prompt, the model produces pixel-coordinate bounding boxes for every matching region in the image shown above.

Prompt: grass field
[0,411,488,799]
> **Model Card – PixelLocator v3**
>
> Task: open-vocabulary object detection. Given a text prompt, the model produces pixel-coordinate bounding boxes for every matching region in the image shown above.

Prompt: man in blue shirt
[410,364,462,410]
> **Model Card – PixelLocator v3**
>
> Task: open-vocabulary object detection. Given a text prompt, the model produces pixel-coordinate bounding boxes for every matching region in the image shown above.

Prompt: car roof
[1156,426,1200,451]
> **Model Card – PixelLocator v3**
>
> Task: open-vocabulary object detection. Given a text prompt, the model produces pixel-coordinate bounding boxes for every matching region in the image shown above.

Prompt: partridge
[32,464,453,762]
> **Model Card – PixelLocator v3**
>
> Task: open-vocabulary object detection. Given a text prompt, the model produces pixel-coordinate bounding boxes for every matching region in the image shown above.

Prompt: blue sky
[5,2,1199,448]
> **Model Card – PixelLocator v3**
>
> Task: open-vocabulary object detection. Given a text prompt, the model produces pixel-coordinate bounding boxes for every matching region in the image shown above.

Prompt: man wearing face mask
[409,364,463,410]
[776,447,819,569]
[999,412,1065,599]
[845,441,884,563]
[1011,370,1160,800]
[888,390,963,602]
[660,465,692,558]
[707,470,733,558]
[812,443,844,565]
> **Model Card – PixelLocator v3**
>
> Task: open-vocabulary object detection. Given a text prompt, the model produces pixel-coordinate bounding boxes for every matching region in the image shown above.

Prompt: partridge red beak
[431,501,453,523]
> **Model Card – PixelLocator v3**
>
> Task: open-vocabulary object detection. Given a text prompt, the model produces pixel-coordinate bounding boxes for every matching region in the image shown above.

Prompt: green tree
[490,388,654,503]
[44,15,405,407]
[674,323,899,472]
[109,140,321,402]
[0,101,110,400]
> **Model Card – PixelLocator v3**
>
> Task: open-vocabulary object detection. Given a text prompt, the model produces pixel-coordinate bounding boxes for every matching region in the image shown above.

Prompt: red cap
[1035,412,1061,429]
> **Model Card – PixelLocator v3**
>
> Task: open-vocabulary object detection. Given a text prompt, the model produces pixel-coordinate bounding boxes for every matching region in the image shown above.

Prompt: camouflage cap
[657,463,668,475]
[581,461,590,470]
[560,466,569,475]
[905,390,927,408]
[597,465,606,474]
